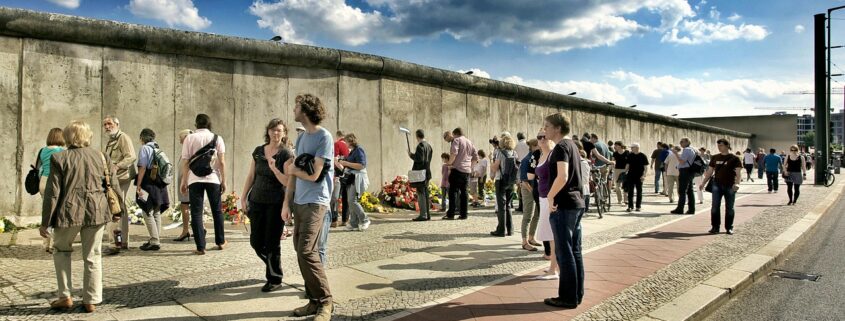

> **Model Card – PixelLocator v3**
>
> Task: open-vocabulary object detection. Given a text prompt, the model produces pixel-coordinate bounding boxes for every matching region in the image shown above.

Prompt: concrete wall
[0,8,751,219]
[684,115,796,153]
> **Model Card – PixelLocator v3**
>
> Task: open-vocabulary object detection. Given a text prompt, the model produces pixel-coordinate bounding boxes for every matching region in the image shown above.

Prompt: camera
[489,137,499,146]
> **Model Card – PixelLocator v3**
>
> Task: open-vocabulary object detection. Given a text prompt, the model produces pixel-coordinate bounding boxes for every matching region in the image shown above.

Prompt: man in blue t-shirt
[763,148,782,193]
[282,94,334,321]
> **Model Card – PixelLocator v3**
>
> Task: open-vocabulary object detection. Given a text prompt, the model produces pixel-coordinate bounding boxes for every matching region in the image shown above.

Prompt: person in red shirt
[331,131,351,227]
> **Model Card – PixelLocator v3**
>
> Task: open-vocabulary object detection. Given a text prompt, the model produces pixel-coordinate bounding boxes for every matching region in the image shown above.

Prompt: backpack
[689,153,707,177]
[189,134,218,177]
[499,150,518,186]
[25,148,45,195]
[149,146,174,185]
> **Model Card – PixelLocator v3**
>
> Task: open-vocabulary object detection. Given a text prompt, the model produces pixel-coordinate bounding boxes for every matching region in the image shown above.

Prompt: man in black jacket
[410,129,433,221]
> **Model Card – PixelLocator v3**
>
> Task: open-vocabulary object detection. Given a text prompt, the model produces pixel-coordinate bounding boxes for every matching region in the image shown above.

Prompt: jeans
[319,207,331,266]
[675,168,695,212]
[550,207,585,305]
[654,170,662,193]
[744,164,754,180]
[189,183,225,251]
[248,202,284,284]
[346,183,370,228]
[627,179,643,209]
[52,224,105,304]
[710,183,736,230]
[330,177,341,222]
[447,170,470,218]
[440,187,449,210]
[494,180,514,234]
[290,203,332,303]
[766,171,779,191]
[416,180,431,219]
[757,166,765,179]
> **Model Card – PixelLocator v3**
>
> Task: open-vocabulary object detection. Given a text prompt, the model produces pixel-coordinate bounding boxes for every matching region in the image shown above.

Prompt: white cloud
[250,0,696,53]
[46,0,79,9]
[662,20,769,44]
[457,68,491,79]
[727,13,742,22]
[795,25,805,33]
[503,70,811,117]
[501,76,628,105]
[129,0,211,31]
[709,6,720,20]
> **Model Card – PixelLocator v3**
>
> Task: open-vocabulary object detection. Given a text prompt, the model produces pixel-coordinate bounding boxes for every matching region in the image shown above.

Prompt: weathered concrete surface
[0,35,20,215]
[19,39,103,216]
[233,61,288,192]
[0,8,752,219]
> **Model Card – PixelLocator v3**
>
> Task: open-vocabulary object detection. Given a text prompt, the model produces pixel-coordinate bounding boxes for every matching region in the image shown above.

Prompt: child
[440,153,451,212]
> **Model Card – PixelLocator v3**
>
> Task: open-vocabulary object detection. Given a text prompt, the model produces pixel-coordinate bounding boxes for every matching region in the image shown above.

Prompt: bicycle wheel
[826,173,835,187]
[602,184,612,212]
[594,188,604,218]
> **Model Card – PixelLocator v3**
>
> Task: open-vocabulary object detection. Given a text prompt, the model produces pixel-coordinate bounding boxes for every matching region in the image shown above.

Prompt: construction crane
[754,107,833,113]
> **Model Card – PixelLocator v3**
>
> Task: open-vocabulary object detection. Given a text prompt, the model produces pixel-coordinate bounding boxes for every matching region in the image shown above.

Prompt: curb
[640,181,845,321]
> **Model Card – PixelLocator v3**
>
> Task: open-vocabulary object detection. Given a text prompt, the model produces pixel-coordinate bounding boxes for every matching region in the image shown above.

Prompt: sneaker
[261,282,283,293]
[361,220,371,231]
[708,228,719,234]
[726,229,734,235]
[544,297,577,309]
[293,301,318,317]
[626,208,632,212]
[635,208,641,212]
[140,244,160,251]
[314,302,334,321]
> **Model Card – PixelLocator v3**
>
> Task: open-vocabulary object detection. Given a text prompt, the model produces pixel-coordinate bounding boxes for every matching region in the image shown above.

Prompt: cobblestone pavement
[0,180,829,321]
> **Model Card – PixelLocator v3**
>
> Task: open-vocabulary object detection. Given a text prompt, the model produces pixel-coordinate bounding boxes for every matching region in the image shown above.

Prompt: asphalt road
[705,193,845,321]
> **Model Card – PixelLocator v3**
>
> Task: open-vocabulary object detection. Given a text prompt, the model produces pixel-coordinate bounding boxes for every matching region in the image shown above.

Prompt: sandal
[522,244,538,251]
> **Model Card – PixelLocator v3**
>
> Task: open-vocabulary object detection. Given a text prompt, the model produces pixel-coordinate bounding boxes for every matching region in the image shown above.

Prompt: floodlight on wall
[568,92,577,95]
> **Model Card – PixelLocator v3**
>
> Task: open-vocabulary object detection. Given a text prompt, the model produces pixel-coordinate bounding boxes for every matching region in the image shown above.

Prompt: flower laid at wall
[427,181,441,209]
[378,176,418,210]
[360,191,392,213]
[0,217,6,234]
[221,192,248,225]
[127,203,145,225]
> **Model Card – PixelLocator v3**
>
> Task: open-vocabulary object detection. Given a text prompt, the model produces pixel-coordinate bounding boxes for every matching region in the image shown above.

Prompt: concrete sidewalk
[2,178,838,321]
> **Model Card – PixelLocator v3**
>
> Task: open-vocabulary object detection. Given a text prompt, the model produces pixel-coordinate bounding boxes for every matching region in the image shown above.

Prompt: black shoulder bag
[25,148,45,195]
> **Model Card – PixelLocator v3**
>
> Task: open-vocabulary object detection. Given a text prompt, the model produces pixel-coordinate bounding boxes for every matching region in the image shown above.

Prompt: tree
[803,131,816,148]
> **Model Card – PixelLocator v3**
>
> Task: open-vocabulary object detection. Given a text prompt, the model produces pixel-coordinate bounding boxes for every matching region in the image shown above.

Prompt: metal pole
[816,13,827,184]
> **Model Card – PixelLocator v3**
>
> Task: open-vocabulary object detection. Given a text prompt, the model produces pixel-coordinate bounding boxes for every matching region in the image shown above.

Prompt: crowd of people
[33,94,813,317]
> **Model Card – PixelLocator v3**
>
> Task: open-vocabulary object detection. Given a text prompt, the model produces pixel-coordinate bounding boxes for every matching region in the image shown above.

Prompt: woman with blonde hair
[490,133,517,237]
[174,129,193,241]
[40,121,125,313]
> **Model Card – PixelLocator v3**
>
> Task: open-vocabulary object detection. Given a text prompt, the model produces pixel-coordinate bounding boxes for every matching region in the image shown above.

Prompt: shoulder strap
[99,152,113,188]
[34,147,45,168]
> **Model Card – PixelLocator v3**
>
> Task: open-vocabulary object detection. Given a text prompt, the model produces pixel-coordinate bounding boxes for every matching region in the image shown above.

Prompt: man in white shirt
[180,114,227,255]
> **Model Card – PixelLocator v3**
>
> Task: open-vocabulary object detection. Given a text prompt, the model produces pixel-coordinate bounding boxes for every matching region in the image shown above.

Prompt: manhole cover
[770,270,821,282]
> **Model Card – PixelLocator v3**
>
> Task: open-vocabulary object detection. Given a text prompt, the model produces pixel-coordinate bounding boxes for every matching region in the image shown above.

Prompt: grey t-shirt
[294,127,334,207]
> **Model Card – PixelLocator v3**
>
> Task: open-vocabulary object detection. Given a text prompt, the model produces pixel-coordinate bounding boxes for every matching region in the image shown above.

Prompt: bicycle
[824,164,836,187]
[590,165,611,219]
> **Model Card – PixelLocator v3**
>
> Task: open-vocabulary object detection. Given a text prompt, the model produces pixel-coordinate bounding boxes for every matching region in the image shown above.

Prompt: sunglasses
[537,135,545,140]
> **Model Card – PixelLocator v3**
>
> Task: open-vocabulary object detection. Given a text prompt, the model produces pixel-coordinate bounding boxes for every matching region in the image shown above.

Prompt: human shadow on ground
[624,231,713,240]
[356,273,514,292]
[0,278,266,318]
[384,232,489,242]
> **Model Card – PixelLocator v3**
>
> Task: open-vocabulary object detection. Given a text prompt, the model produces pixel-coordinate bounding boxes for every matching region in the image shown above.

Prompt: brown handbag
[99,152,123,215]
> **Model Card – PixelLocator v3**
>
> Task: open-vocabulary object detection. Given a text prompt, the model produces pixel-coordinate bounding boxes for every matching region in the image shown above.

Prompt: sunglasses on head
[537,135,545,140]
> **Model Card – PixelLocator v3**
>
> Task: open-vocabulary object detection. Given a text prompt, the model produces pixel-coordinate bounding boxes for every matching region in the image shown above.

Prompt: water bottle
[113,230,123,247]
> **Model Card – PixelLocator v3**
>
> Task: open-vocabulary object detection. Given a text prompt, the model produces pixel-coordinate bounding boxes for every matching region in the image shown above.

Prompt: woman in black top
[241,118,293,293]
[624,143,649,212]
[611,141,629,205]
[783,145,806,205]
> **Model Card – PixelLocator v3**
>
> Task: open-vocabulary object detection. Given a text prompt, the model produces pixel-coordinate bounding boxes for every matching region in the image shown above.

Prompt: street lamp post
[816,6,845,184]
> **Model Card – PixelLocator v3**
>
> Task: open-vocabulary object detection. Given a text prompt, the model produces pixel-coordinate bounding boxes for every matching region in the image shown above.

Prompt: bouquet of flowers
[378,176,418,210]
[127,203,145,225]
[0,216,7,233]
[428,181,441,208]
[360,192,392,213]
[221,192,248,224]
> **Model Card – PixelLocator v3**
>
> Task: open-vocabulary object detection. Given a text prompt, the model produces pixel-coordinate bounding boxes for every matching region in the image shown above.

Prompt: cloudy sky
[2,0,842,117]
